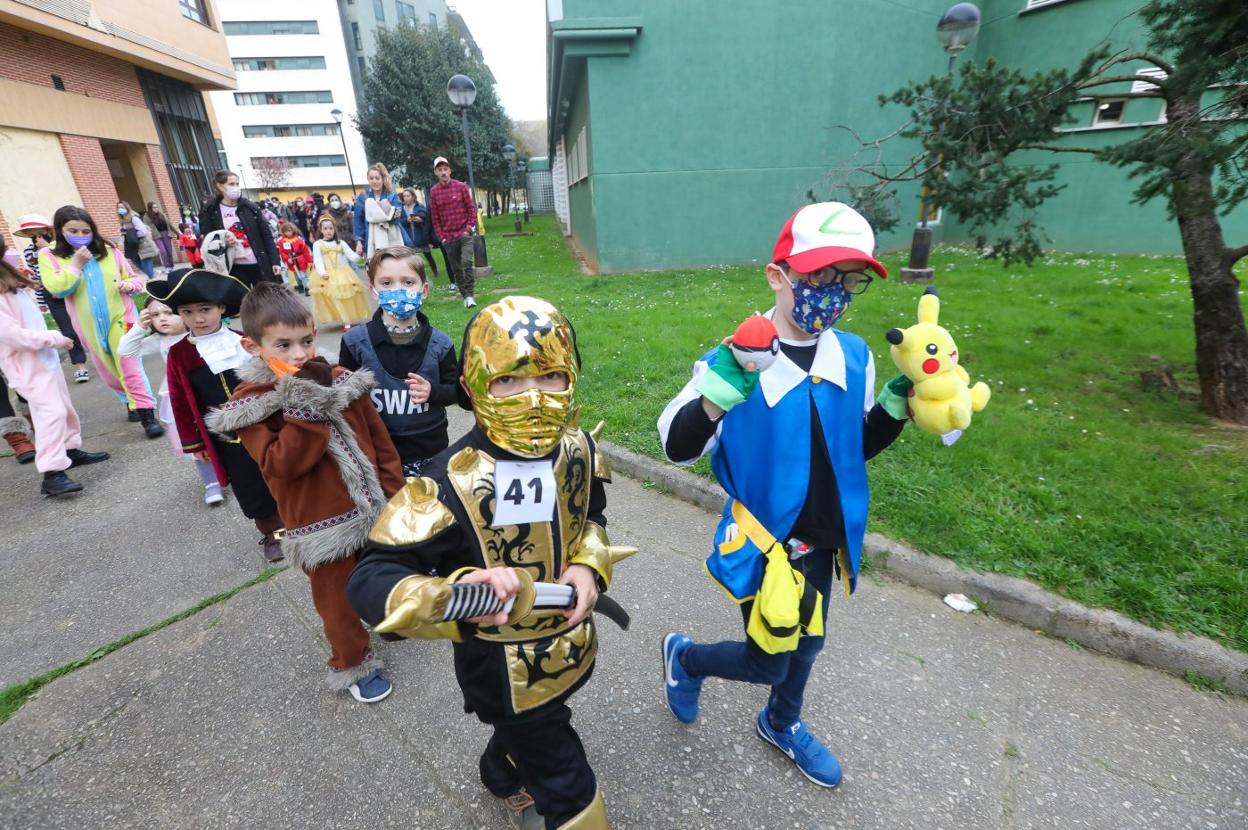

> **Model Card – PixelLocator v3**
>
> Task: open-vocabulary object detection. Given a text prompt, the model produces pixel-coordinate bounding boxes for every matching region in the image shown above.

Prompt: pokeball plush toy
[730,316,780,372]
[885,286,991,436]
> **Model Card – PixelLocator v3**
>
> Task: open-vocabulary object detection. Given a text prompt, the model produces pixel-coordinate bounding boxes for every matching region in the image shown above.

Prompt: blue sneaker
[349,669,393,703]
[662,633,703,723]
[755,706,842,787]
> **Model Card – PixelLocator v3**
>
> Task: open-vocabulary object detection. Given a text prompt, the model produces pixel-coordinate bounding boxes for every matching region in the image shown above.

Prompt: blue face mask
[789,279,851,334]
[377,288,423,320]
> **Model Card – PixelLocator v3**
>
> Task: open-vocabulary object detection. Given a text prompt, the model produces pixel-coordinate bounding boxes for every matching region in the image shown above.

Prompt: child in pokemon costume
[657,202,912,788]
[348,296,633,830]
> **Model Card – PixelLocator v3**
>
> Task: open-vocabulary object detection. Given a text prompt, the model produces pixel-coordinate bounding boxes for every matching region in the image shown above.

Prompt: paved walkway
[1,337,1245,829]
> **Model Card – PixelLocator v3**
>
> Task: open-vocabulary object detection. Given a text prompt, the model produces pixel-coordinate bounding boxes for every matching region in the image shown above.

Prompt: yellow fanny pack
[731,500,825,654]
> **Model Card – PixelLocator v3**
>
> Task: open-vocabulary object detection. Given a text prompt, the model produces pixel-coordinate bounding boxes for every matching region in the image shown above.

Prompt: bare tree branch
[1091,50,1176,78]
[1227,244,1248,266]
[1077,75,1167,93]
[1018,143,1104,155]
[857,158,943,184]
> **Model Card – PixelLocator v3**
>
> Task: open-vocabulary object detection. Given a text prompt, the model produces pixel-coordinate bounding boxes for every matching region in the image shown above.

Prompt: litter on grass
[944,593,978,613]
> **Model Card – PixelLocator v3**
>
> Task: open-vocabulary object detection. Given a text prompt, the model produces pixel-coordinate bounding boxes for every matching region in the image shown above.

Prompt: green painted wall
[553,0,1248,272]
[564,72,598,267]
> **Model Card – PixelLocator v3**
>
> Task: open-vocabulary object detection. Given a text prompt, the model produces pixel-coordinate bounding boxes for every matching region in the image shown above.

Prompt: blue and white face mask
[377,288,423,320]
[789,279,850,334]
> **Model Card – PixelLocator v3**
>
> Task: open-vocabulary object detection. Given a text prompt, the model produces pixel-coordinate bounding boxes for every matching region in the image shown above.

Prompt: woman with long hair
[351,163,405,258]
[196,170,282,286]
[145,201,174,268]
[38,206,163,438]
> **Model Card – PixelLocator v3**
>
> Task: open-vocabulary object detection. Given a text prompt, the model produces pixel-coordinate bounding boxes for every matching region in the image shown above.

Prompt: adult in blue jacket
[352,163,405,257]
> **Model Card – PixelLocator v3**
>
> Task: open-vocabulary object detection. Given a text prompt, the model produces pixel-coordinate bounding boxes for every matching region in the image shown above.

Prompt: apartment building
[0,0,234,237]
[339,0,447,105]
[207,0,369,200]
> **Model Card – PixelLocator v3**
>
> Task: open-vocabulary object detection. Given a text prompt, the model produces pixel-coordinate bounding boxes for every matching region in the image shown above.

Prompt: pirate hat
[145,267,250,317]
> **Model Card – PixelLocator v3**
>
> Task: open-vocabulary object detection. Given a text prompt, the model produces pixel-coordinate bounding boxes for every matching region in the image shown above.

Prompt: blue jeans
[137,257,155,278]
[680,548,835,728]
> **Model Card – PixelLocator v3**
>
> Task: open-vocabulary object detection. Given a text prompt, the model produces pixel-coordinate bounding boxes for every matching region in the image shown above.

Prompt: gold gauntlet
[375,573,464,641]
[567,521,637,590]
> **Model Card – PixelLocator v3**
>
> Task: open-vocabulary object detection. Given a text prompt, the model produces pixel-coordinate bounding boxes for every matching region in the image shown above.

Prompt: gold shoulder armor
[588,420,612,482]
[368,477,457,549]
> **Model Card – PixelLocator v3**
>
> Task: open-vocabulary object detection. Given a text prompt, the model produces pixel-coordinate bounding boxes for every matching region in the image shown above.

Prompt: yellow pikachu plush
[885,286,991,436]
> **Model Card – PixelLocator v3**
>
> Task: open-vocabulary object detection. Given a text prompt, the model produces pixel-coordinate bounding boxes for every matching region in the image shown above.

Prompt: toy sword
[443,581,631,630]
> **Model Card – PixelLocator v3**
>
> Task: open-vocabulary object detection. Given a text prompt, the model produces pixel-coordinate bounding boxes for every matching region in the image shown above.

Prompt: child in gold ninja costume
[347,296,634,830]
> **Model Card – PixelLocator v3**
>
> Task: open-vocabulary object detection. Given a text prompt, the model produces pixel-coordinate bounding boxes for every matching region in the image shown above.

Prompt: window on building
[234,91,333,106]
[137,68,220,207]
[242,124,341,138]
[373,0,385,21]
[352,22,363,50]
[357,56,367,77]
[232,56,327,71]
[223,20,319,35]
[396,1,416,25]
[179,0,208,24]
[1093,98,1126,125]
[429,12,438,28]
[1024,0,1065,8]
[251,155,347,169]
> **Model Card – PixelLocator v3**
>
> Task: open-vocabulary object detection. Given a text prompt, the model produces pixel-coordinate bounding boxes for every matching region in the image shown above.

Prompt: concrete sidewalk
[2,382,1246,827]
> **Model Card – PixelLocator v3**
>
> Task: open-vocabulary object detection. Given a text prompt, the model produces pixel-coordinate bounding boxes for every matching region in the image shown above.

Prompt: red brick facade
[0,20,191,246]
[58,134,121,231]
[0,22,146,107]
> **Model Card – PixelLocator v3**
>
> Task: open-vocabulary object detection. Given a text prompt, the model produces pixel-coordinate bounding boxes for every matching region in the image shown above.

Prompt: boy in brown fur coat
[207,282,405,701]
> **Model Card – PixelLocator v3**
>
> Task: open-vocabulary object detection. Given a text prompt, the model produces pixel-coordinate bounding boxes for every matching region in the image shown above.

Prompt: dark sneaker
[41,470,84,497]
[348,669,393,703]
[755,705,842,787]
[138,409,165,439]
[126,409,140,422]
[16,450,35,464]
[260,532,284,564]
[662,633,703,724]
[67,448,110,467]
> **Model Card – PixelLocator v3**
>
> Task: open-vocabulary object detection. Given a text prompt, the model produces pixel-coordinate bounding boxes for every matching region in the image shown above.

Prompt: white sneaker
[464,296,477,308]
[204,483,225,506]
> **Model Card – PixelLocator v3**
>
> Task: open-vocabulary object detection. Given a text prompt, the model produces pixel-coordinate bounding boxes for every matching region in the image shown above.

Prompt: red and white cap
[772,202,888,278]
[13,214,53,239]
[432,156,450,169]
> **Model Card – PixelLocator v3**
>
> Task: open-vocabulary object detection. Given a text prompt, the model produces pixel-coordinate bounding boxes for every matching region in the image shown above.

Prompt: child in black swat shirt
[339,247,457,477]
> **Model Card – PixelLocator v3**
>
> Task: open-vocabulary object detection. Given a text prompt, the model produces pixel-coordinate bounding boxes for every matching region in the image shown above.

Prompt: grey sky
[454,0,548,122]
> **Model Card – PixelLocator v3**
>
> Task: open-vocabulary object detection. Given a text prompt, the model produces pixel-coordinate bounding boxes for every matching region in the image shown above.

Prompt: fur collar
[205,360,375,436]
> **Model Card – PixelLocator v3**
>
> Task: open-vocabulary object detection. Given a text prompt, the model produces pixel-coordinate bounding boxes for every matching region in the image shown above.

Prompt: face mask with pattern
[789,277,851,334]
[377,288,423,320]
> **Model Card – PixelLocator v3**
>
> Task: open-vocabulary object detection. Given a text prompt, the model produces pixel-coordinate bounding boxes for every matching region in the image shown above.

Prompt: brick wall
[144,144,180,225]
[59,135,121,230]
[0,22,146,108]
[0,210,11,242]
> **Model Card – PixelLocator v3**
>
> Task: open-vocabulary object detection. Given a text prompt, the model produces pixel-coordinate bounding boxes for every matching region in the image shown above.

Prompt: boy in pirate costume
[347,296,634,830]
[146,268,285,563]
[657,203,910,788]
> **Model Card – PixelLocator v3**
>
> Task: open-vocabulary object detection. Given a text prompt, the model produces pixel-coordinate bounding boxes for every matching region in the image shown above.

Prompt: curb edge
[599,440,1248,697]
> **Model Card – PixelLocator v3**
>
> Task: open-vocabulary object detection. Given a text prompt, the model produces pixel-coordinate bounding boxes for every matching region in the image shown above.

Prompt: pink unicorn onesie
[38,206,164,439]
[0,268,110,496]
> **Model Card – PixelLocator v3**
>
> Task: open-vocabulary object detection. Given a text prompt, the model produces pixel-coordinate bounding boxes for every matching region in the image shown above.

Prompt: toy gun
[442,580,631,630]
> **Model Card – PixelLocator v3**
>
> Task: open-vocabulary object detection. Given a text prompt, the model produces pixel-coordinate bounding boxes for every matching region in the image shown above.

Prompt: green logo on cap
[819,208,864,237]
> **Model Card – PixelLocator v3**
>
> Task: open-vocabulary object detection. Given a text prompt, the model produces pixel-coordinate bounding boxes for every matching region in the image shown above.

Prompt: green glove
[877,374,914,421]
[696,344,760,412]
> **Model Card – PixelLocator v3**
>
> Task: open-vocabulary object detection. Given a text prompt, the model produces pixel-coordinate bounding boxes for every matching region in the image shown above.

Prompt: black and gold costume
[347,295,631,830]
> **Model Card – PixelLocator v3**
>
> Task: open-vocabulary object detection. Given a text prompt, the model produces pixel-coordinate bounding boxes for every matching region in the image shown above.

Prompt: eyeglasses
[790,265,874,295]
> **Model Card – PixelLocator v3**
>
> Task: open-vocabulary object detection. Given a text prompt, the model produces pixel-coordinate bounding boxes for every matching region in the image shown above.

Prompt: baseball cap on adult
[432,156,450,169]
[772,202,888,278]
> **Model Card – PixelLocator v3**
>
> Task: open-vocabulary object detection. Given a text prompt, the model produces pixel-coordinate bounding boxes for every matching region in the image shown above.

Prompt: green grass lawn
[426,215,1248,652]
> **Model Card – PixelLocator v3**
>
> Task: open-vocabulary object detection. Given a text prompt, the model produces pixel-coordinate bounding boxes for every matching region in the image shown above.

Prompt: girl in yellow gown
[310,215,371,328]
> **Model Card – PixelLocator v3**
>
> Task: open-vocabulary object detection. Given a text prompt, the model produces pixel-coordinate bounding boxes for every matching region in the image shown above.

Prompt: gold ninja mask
[461,296,581,458]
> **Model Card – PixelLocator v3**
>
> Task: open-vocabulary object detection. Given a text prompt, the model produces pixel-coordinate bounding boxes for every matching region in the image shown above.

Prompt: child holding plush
[178,224,202,267]
[276,222,312,296]
[206,282,405,702]
[338,247,457,478]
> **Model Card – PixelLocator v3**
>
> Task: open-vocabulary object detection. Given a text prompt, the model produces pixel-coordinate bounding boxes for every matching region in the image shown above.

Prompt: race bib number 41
[492,460,557,527]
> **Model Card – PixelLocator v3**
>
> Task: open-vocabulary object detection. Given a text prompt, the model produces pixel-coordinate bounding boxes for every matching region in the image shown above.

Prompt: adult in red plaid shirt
[428,156,478,308]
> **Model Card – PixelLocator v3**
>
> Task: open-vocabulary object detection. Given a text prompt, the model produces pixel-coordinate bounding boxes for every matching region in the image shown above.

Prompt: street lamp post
[330,108,358,198]
[517,160,529,223]
[501,143,521,234]
[446,75,478,197]
[236,164,249,198]
[900,2,981,283]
